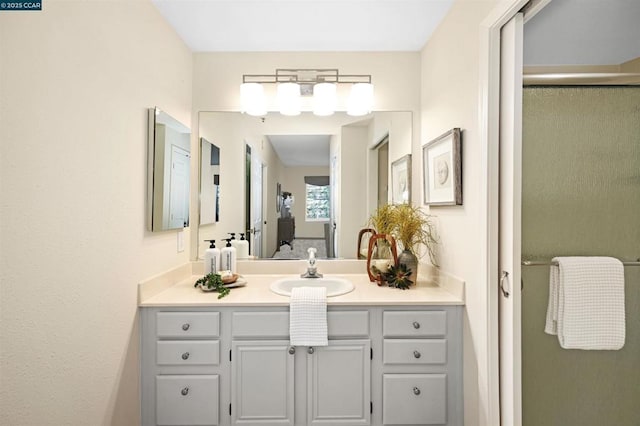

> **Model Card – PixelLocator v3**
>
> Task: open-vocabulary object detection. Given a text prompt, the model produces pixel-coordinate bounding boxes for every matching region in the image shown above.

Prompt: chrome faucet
[301,247,323,278]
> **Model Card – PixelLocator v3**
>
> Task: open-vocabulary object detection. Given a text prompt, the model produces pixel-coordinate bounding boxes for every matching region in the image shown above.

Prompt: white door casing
[498,12,524,426]
[251,150,263,258]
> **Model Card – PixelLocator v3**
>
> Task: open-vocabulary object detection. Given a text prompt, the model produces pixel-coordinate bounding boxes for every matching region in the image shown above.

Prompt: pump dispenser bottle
[203,240,220,275]
[221,238,237,273]
[236,233,250,259]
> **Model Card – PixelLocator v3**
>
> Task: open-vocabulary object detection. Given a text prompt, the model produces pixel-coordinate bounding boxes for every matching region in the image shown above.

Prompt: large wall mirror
[197,111,412,259]
[147,107,191,232]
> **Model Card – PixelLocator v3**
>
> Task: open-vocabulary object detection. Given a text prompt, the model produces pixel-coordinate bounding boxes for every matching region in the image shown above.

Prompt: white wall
[420,1,500,426]
[0,2,193,425]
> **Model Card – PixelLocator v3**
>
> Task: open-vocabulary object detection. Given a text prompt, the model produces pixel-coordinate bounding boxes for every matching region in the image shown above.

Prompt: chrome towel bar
[522,259,640,267]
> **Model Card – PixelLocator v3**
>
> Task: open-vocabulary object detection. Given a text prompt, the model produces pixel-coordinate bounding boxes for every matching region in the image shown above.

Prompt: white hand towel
[545,256,625,350]
[289,286,328,347]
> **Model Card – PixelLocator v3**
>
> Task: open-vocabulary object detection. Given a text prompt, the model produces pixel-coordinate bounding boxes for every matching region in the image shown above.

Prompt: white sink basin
[270,277,355,297]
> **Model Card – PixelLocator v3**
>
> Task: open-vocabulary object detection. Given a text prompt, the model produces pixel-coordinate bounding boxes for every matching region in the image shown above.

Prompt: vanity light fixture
[240,69,373,117]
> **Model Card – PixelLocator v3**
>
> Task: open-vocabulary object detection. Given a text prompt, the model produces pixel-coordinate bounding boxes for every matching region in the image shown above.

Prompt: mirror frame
[147,107,191,232]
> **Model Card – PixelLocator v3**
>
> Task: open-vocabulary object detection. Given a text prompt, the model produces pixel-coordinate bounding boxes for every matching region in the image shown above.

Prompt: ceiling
[267,135,331,167]
[151,0,454,52]
[524,0,640,66]
[153,0,639,65]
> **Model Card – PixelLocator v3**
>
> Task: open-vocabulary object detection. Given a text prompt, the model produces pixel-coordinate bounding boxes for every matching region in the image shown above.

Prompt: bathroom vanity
[139,270,464,426]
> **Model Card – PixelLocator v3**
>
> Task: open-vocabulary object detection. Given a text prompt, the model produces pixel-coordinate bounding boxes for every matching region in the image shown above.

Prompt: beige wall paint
[420,2,500,426]
[0,1,192,425]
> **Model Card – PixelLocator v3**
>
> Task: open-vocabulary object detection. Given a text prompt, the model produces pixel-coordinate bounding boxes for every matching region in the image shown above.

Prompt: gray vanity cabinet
[141,306,462,426]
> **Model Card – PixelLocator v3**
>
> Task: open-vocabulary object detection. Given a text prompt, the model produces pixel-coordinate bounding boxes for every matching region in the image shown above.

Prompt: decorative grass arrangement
[368,203,439,266]
[393,204,438,266]
[368,203,396,235]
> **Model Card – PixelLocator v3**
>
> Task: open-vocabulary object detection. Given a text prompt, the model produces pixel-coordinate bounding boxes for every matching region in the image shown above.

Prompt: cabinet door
[307,340,371,425]
[231,341,295,425]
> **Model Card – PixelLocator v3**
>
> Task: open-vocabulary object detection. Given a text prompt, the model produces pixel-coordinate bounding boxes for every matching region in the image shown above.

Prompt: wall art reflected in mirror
[197,111,413,260]
[147,107,191,232]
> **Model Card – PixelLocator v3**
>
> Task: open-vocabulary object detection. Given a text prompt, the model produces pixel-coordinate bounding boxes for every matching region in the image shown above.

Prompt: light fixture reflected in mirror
[240,68,373,117]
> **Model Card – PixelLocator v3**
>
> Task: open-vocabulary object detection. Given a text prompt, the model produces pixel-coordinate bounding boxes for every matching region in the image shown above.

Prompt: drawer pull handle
[181,387,189,396]
[413,387,421,396]
[413,350,421,359]
[182,323,190,331]
[181,352,190,360]
[288,347,296,355]
[412,321,420,329]
[307,347,314,354]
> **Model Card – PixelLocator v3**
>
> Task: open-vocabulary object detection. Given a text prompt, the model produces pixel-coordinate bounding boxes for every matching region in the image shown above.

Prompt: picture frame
[391,154,411,204]
[423,128,462,206]
[276,182,282,212]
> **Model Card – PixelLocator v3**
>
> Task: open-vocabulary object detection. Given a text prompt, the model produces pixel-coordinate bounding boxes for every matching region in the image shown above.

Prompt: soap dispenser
[221,238,237,273]
[236,233,250,260]
[203,240,220,275]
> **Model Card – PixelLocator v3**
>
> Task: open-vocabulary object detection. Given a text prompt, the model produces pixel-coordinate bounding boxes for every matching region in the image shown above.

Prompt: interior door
[499,12,524,426]
[168,145,190,228]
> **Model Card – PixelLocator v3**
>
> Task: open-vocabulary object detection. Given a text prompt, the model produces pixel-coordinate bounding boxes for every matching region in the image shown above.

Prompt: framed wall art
[391,154,411,204]
[423,128,462,206]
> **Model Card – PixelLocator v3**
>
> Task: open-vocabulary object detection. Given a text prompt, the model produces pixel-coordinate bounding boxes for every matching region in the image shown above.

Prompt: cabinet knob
[412,321,420,329]
[181,387,189,396]
[182,352,190,360]
[182,323,190,331]
[413,387,421,396]
[413,350,421,359]
[307,347,315,354]
[288,347,296,355]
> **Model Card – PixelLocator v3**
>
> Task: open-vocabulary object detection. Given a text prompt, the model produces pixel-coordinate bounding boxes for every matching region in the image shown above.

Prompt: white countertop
[139,273,464,307]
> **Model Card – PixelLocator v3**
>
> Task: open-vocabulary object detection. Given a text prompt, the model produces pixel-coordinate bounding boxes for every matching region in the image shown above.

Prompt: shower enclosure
[521,87,640,425]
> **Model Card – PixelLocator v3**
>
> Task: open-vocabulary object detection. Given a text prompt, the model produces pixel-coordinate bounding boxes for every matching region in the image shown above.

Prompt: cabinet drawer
[383,339,446,365]
[232,311,369,338]
[157,341,220,366]
[383,311,446,338]
[232,312,289,338]
[157,312,219,338]
[382,374,446,425]
[156,375,219,425]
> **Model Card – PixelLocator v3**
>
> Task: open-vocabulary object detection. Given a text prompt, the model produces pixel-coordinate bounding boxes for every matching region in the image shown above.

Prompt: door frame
[479,0,551,424]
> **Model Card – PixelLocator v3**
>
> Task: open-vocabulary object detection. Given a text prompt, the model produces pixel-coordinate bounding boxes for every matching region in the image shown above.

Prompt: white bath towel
[289,286,328,347]
[545,256,625,350]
